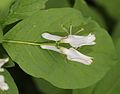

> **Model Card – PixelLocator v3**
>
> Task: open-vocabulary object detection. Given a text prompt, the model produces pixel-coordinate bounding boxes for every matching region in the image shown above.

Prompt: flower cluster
[40,27,96,65]
[0,58,9,91]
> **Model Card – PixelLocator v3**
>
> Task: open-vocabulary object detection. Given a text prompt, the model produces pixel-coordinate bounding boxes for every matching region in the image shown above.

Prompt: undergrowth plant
[0,0,120,94]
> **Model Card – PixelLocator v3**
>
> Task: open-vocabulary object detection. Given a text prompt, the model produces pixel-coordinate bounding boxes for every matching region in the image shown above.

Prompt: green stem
[2,40,55,46]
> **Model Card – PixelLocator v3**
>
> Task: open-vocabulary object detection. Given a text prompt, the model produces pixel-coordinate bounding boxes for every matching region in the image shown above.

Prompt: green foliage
[0,0,14,24]
[4,0,48,25]
[72,61,120,94]
[72,17,120,94]
[0,0,119,93]
[112,23,120,57]
[95,0,120,21]
[93,22,120,94]
[91,62,120,94]
[46,0,71,9]
[74,0,106,28]
[3,8,117,89]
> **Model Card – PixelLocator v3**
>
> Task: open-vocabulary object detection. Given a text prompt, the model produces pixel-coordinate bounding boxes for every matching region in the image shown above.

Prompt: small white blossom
[40,45,62,53]
[0,58,9,72]
[41,33,96,48]
[41,33,63,41]
[60,47,93,65]
[41,31,95,65]
[40,44,93,65]
[0,75,9,91]
[61,33,96,48]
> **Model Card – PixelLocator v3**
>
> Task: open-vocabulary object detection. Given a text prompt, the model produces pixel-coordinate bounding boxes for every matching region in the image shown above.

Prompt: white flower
[60,47,93,65]
[40,45,62,53]
[41,33,63,41]
[41,32,95,65]
[61,33,96,48]
[0,75,9,91]
[0,58,9,72]
[41,33,96,48]
[40,44,93,65]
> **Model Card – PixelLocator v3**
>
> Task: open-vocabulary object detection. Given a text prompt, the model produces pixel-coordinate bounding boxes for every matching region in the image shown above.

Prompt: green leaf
[95,0,120,21]
[4,0,48,25]
[33,78,72,94]
[74,0,106,28]
[72,85,96,94]
[3,8,117,89]
[73,62,120,94]
[78,23,120,94]
[0,70,18,94]
[0,0,14,24]
[46,0,71,9]
[90,61,120,94]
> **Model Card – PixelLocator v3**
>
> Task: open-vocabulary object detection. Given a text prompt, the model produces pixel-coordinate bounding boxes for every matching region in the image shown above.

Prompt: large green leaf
[95,0,120,21]
[3,8,117,89]
[94,22,120,94]
[0,70,18,94]
[4,0,48,25]
[74,0,106,28]
[33,78,72,94]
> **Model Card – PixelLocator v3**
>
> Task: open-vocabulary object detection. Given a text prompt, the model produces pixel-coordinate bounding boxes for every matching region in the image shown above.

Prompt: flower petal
[60,47,93,65]
[61,33,96,48]
[40,45,62,53]
[0,75,9,91]
[42,33,63,41]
